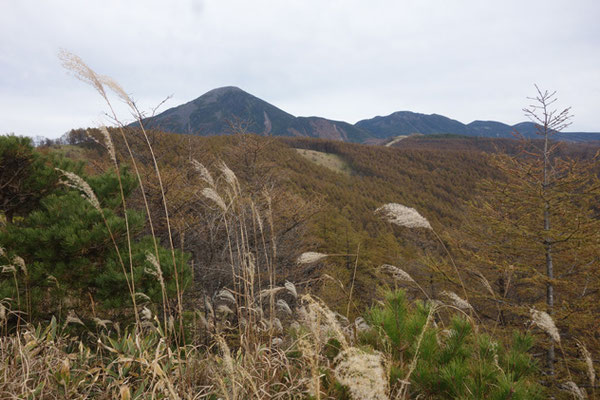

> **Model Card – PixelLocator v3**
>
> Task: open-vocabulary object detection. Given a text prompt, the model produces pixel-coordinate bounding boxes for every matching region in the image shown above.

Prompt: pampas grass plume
[577,341,596,388]
[441,291,473,311]
[285,281,297,298]
[297,252,328,264]
[190,159,215,188]
[202,188,227,211]
[56,169,101,212]
[530,308,560,343]
[333,347,389,400]
[562,381,586,400]
[375,203,431,230]
[379,264,415,283]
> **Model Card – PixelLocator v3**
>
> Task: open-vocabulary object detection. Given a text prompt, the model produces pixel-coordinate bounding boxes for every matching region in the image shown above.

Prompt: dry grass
[295,148,352,175]
[2,52,595,400]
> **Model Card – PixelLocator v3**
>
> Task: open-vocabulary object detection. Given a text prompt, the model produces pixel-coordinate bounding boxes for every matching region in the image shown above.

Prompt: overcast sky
[2,0,599,138]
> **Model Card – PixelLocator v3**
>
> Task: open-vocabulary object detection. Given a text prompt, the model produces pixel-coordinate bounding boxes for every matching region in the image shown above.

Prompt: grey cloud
[1,0,599,138]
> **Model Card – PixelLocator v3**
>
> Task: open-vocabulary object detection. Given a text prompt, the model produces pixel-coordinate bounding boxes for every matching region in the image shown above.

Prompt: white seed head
[219,161,239,192]
[333,347,389,400]
[134,292,151,302]
[98,126,117,164]
[530,308,560,343]
[285,281,298,298]
[201,187,227,211]
[204,295,214,316]
[12,256,27,276]
[100,75,135,109]
[190,159,215,188]
[144,252,165,289]
[354,317,371,333]
[250,201,264,233]
[272,317,283,332]
[301,294,348,347]
[577,341,595,387]
[59,49,107,100]
[216,289,236,304]
[561,381,586,400]
[141,307,152,321]
[441,291,473,311]
[258,286,285,300]
[65,311,84,326]
[375,203,431,229]
[276,299,293,316]
[297,252,328,264]
[93,317,111,329]
[379,264,415,283]
[56,169,101,212]
[1,265,16,274]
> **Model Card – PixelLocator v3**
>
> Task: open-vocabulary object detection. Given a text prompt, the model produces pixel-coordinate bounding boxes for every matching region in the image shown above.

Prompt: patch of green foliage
[361,290,544,399]
[0,136,190,322]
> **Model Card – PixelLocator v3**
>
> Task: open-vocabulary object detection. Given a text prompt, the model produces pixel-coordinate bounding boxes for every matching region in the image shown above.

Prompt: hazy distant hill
[138,86,600,142]
[355,111,470,138]
[356,112,600,142]
[139,86,371,142]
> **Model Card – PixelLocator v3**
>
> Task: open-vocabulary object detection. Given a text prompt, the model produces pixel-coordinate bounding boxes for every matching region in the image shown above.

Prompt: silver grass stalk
[2,265,16,274]
[577,341,596,387]
[375,203,431,229]
[272,317,283,332]
[56,169,101,212]
[219,161,239,193]
[216,289,236,304]
[59,49,107,100]
[302,294,348,348]
[93,317,111,329]
[250,200,264,233]
[441,291,473,311]
[0,303,5,322]
[204,295,214,316]
[141,307,152,321]
[190,159,215,188]
[65,311,84,326]
[530,308,561,343]
[474,270,495,297]
[100,75,135,109]
[258,286,285,299]
[297,252,328,264]
[0,247,5,257]
[201,187,227,212]
[285,281,298,298]
[276,299,293,316]
[379,264,415,283]
[144,252,165,289]
[12,256,27,276]
[561,381,587,400]
[354,317,371,333]
[333,347,389,400]
[134,292,151,302]
[98,126,117,164]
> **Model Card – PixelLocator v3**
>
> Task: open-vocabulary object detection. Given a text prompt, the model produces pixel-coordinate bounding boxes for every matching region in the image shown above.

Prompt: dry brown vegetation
[1,54,599,399]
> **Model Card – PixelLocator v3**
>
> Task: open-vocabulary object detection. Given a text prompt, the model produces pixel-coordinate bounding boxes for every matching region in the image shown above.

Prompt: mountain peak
[203,86,245,95]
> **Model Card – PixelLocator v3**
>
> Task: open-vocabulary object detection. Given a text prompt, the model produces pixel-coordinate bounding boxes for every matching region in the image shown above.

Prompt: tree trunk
[543,126,555,375]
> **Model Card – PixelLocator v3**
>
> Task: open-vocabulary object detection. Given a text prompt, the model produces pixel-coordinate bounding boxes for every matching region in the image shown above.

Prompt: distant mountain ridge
[356,111,600,142]
[140,86,371,142]
[138,87,600,142]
